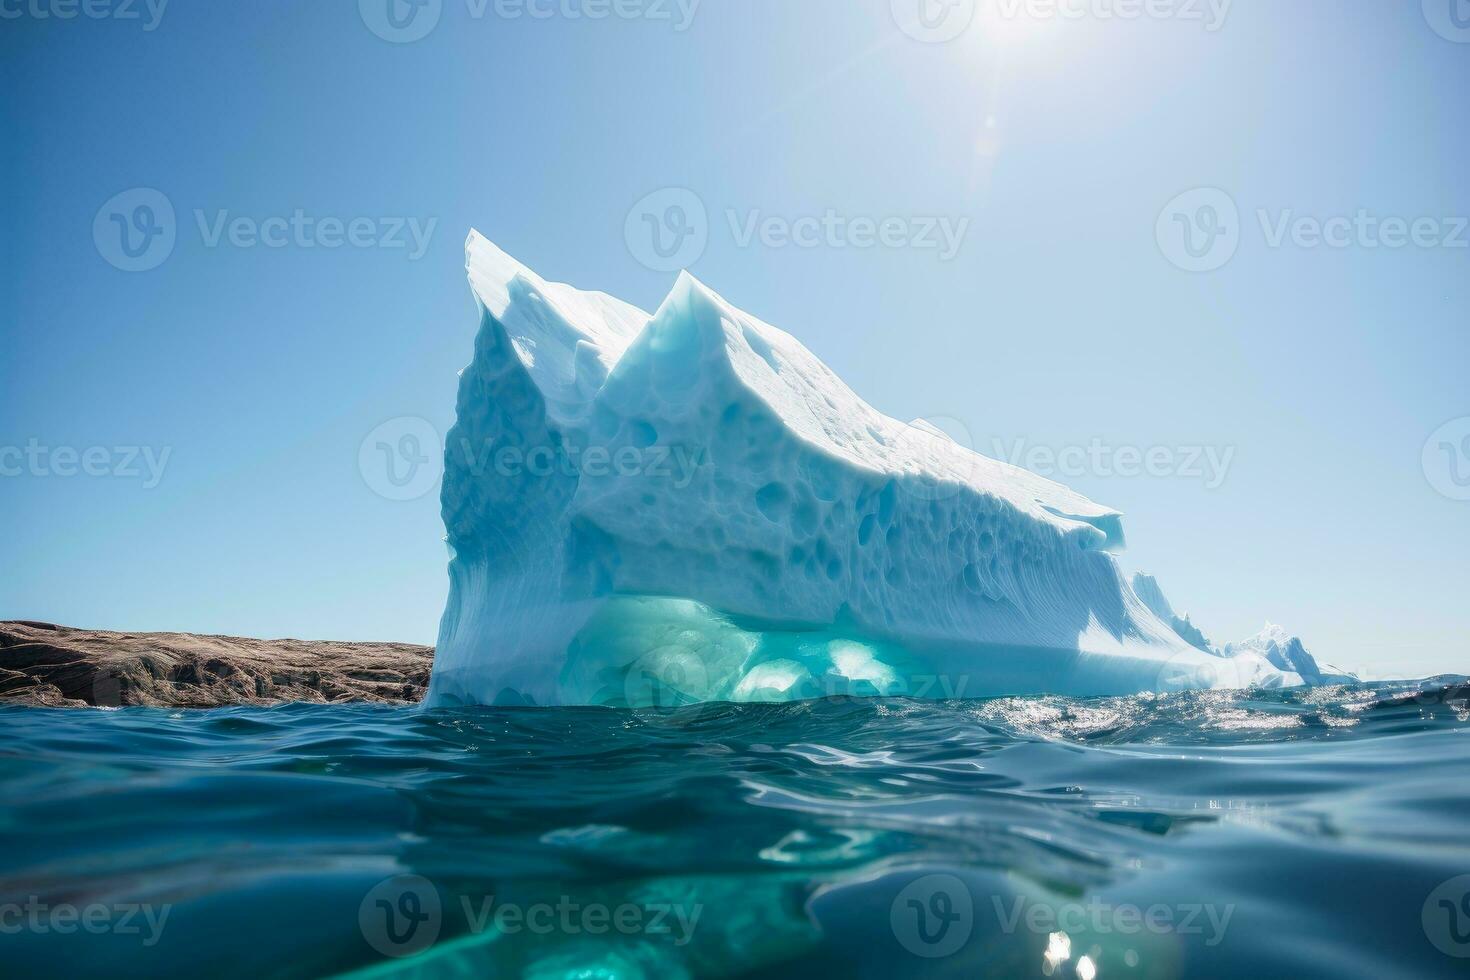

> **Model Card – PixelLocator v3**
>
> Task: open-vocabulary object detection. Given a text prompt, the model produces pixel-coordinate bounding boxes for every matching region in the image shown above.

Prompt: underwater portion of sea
[2,681,1468,978]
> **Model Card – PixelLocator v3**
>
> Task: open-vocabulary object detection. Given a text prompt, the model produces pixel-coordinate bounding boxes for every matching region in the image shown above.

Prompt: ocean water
[1,683,1468,979]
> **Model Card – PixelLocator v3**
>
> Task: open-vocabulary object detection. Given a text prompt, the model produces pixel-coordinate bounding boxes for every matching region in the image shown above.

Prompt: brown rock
[0,621,433,708]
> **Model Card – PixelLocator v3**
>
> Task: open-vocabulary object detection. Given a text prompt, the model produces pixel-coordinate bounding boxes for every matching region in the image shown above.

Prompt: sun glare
[971,2,1063,49]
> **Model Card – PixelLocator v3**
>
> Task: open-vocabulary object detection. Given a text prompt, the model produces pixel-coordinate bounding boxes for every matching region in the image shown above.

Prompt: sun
[968,0,1063,50]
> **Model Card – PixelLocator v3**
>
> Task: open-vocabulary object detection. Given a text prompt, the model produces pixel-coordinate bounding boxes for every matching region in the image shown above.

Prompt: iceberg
[1222,624,1356,686]
[427,233,1299,707]
[1131,573,1356,688]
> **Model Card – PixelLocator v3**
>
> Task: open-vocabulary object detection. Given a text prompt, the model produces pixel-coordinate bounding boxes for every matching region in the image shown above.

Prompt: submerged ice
[427,233,1324,707]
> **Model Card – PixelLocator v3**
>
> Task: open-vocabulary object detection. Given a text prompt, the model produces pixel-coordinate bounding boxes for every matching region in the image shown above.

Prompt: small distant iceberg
[427,233,1325,707]
[1222,623,1357,686]
[1132,573,1356,688]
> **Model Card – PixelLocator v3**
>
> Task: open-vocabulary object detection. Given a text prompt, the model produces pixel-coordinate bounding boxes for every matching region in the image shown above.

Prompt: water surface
[2,682,1468,978]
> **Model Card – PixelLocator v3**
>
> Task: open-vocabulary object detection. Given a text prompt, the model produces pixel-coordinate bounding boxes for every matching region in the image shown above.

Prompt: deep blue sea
[2,682,1469,979]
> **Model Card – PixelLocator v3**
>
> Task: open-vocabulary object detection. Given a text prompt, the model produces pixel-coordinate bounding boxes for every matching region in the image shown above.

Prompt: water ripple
[0,682,1467,978]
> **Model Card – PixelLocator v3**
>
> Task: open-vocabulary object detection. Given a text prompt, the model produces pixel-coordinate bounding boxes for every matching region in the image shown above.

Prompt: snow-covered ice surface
[427,233,1304,707]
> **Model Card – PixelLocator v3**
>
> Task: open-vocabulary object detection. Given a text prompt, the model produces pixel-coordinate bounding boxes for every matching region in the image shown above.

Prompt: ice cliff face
[1131,572,1213,653]
[427,233,1297,707]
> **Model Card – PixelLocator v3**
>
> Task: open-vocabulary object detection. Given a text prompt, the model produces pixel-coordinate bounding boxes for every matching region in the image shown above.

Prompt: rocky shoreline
[0,621,433,707]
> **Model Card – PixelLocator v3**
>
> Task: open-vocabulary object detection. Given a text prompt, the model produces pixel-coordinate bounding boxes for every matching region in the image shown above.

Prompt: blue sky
[2,0,1466,678]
